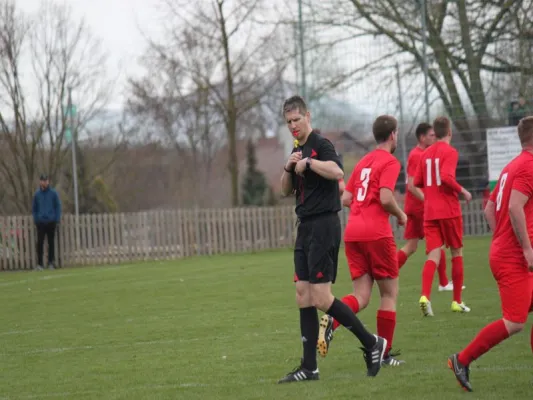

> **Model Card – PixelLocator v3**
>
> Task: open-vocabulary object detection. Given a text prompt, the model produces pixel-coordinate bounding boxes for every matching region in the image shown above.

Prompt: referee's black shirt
[290,131,343,219]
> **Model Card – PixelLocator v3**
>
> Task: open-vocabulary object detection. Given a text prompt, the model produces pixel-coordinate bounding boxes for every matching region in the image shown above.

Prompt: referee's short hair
[372,115,398,144]
[282,95,308,116]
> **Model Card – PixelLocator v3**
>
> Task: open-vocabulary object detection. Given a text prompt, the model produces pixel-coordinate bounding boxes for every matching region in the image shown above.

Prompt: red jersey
[344,149,401,241]
[489,150,533,267]
[404,146,425,215]
[414,141,463,220]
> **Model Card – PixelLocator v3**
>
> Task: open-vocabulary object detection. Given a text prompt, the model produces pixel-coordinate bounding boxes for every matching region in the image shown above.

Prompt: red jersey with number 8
[414,141,463,221]
[344,149,401,241]
[489,150,533,266]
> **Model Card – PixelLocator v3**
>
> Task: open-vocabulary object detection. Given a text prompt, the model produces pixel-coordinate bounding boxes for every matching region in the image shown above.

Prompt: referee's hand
[285,152,302,171]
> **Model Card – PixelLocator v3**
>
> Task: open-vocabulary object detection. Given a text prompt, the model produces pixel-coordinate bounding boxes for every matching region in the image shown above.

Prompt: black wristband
[284,166,293,173]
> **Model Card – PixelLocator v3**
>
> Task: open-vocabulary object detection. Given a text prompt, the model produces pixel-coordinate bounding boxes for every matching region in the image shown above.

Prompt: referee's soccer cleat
[419,296,434,317]
[382,349,405,367]
[317,314,334,357]
[361,335,387,377]
[451,301,471,313]
[277,363,319,384]
[448,353,472,392]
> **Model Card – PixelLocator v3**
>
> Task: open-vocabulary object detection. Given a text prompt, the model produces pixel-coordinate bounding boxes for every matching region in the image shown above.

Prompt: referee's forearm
[281,172,293,197]
[310,160,343,180]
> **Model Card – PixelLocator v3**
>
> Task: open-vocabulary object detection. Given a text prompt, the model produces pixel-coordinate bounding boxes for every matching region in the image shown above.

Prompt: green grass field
[1,236,532,400]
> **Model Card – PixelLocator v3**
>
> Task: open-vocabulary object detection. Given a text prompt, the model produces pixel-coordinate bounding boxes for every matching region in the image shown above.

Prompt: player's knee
[355,294,370,311]
[450,247,462,258]
[503,319,525,335]
[427,248,441,263]
[377,278,398,308]
[403,240,418,255]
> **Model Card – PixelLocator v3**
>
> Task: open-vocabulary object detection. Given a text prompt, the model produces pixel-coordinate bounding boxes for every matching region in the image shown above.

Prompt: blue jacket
[32,187,62,224]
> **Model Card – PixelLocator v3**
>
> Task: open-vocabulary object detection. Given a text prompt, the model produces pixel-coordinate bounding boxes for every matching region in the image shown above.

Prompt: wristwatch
[306,158,312,171]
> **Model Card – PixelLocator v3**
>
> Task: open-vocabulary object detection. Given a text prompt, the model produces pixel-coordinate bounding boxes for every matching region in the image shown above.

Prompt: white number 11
[425,158,442,187]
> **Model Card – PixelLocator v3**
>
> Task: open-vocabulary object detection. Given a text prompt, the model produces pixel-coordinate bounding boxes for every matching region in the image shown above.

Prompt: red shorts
[424,216,463,253]
[490,259,533,323]
[404,213,424,240]
[345,237,398,281]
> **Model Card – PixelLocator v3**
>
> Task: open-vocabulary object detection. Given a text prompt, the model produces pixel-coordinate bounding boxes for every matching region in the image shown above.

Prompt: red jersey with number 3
[404,146,425,215]
[414,141,463,221]
[489,150,533,266]
[344,149,401,242]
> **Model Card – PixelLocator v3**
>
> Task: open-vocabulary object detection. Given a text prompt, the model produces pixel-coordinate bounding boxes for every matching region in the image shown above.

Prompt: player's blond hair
[433,116,451,139]
[517,116,533,145]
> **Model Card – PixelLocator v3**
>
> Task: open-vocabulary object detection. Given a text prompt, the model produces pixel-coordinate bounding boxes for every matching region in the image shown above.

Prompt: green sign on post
[64,104,77,143]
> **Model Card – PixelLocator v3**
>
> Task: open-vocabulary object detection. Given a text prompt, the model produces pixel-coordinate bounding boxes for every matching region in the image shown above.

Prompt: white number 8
[496,172,508,211]
[357,168,372,201]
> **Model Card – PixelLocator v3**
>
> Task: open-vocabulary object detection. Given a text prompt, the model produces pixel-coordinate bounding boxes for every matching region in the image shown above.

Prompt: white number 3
[496,172,508,211]
[357,168,372,201]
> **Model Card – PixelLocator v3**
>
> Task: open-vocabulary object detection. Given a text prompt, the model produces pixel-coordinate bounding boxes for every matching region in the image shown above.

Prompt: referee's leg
[308,215,387,377]
[278,223,319,384]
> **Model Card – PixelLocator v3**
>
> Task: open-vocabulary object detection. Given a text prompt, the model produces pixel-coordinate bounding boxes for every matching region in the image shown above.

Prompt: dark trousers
[36,222,57,266]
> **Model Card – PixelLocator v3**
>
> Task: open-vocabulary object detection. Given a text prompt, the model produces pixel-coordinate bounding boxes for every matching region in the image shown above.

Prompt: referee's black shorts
[293,212,341,284]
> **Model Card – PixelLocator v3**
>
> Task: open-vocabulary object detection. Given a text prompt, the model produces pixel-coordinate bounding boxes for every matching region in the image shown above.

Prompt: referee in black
[277,96,386,383]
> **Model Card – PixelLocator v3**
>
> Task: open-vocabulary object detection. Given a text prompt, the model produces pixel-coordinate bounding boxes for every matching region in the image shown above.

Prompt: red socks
[377,310,396,356]
[421,260,437,299]
[397,250,408,270]
[451,256,464,303]
[333,295,360,331]
[438,249,449,287]
[458,320,510,366]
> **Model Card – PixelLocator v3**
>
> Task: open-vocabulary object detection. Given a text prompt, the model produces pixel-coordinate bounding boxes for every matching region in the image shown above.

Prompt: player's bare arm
[380,187,407,225]
[407,176,424,201]
[483,200,496,232]
[295,158,344,180]
[509,189,533,268]
[281,152,302,196]
[341,189,352,208]
[338,179,345,196]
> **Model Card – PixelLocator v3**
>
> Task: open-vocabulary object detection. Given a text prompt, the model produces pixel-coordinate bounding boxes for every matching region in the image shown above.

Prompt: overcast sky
[18,0,164,109]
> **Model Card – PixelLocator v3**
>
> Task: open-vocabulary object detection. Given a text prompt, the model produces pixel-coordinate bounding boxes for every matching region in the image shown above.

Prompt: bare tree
[0,0,113,214]
[296,0,531,177]
[129,0,290,206]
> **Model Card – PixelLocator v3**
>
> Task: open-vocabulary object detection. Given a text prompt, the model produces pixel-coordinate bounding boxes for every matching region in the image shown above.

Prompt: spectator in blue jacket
[32,174,61,270]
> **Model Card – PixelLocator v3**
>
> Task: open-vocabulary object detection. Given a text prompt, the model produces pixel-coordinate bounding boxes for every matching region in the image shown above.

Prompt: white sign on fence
[486,126,521,189]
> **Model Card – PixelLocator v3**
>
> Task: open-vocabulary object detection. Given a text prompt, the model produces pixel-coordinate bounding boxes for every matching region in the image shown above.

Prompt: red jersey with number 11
[489,150,533,267]
[414,141,463,221]
[344,149,401,242]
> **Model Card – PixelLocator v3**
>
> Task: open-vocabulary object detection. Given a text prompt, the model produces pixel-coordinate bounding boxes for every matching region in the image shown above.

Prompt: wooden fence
[0,199,490,271]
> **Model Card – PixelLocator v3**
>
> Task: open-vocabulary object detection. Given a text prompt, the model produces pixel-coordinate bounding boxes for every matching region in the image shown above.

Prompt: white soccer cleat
[439,282,466,291]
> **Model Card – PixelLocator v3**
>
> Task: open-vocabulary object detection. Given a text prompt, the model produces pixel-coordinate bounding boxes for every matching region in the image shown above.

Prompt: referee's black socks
[299,307,319,370]
[327,298,376,349]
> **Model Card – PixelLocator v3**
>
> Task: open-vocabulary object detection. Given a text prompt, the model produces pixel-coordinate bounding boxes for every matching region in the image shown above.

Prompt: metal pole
[420,0,430,121]
[67,87,80,251]
[298,0,306,99]
[294,22,300,93]
[396,63,408,170]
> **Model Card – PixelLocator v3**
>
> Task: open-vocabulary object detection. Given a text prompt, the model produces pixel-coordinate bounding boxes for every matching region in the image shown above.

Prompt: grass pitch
[1,236,532,399]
